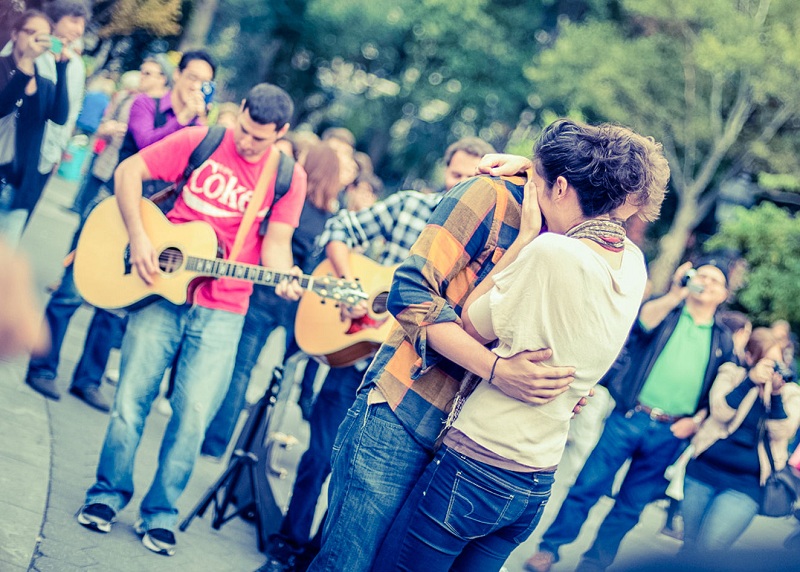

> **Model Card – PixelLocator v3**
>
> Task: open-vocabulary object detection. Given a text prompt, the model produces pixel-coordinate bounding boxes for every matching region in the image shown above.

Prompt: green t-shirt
[637,308,712,416]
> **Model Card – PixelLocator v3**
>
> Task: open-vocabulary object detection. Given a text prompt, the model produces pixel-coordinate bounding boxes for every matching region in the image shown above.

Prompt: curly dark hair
[532,119,669,222]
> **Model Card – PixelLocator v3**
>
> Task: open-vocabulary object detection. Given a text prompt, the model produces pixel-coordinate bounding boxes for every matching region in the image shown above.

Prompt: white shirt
[452,232,647,468]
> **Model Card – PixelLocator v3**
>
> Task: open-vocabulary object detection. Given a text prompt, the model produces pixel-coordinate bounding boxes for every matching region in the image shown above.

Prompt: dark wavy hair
[243,83,294,129]
[12,9,53,34]
[532,119,669,222]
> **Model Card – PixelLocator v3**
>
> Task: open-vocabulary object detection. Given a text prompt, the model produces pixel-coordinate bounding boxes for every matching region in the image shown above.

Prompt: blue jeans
[71,160,108,214]
[85,299,244,531]
[201,285,299,457]
[0,182,28,245]
[27,196,124,390]
[377,446,554,572]
[26,262,126,390]
[681,475,760,550]
[278,365,363,546]
[0,207,28,246]
[307,389,433,572]
[539,409,686,571]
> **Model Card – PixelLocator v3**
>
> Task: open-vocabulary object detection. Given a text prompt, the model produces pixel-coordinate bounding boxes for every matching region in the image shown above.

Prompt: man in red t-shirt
[76,84,307,557]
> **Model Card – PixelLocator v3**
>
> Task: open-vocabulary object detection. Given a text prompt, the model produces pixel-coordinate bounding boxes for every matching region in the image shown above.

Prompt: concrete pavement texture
[2,176,799,571]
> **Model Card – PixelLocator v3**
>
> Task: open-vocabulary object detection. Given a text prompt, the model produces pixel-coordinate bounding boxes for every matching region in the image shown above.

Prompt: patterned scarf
[565,219,626,252]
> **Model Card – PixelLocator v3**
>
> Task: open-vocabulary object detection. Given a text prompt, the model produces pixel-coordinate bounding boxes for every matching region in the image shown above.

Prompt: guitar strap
[228,147,281,261]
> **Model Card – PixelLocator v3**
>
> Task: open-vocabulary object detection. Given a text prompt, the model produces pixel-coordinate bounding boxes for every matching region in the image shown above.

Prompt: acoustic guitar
[73,197,367,311]
[294,253,399,368]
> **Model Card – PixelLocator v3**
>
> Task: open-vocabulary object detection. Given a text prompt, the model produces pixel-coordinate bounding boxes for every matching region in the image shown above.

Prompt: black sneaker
[134,520,176,556]
[77,503,116,533]
[26,376,61,400]
[69,386,112,413]
[256,535,299,571]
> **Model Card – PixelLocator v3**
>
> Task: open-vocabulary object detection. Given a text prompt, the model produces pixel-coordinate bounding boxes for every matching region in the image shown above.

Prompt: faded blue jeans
[681,475,760,550]
[84,299,244,531]
[0,182,27,246]
[307,389,433,572]
[376,445,554,572]
[539,409,686,571]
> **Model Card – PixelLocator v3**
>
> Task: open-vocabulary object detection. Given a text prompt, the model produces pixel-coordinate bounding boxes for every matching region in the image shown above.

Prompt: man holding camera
[526,258,734,572]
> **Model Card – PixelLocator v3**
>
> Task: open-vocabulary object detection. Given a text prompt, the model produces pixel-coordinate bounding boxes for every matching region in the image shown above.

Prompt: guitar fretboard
[185,257,314,289]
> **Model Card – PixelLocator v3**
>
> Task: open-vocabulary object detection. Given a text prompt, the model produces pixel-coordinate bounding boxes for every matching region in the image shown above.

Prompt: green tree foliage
[100,0,182,37]
[707,203,800,327]
[205,0,577,185]
[527,0,800,292]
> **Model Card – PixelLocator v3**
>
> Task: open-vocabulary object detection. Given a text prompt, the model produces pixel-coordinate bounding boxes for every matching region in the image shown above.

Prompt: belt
[632,403,682,424]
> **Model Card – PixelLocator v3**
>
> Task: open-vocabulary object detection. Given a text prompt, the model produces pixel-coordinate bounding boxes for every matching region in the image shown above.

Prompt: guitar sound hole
[159,247,184,274]
[372,293,388,314]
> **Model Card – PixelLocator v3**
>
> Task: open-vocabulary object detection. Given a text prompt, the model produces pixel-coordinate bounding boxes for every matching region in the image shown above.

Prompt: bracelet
[488,355,501,384]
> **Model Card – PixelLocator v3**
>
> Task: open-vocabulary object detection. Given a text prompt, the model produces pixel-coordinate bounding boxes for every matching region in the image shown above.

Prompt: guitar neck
[186,256,309,288]
[184,256,367,304]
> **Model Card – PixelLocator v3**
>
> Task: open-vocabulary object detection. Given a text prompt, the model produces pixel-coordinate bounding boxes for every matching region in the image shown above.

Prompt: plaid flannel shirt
[363,175,526,450]
[316,190,444,266]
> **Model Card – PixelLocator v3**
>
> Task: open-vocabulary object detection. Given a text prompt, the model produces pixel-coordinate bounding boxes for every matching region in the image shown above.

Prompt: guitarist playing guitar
[256,137,497,572]
[76,84,307,558]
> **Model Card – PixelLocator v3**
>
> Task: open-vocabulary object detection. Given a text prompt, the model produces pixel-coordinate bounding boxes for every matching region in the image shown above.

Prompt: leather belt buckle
[648,407,666,422]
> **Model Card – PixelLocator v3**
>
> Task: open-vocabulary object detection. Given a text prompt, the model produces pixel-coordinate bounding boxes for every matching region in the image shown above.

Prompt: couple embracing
[307,119,669,572]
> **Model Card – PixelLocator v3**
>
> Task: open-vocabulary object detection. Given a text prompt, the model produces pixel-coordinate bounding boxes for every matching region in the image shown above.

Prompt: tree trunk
[648,196,698,294]
[178,0,219,51]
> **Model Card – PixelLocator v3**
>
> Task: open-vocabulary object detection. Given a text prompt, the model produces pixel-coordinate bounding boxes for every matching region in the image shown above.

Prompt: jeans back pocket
[444,470,513,540]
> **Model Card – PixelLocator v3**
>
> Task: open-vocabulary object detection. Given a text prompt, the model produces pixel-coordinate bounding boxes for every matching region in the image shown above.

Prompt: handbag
[0,103,19,170]
[759,420,799,517]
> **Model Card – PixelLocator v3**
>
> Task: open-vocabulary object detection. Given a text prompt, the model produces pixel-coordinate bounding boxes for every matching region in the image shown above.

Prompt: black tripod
[179,366,285,551]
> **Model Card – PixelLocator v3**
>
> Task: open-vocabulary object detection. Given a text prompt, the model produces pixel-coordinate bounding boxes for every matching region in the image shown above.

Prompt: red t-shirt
[139,126,307,314]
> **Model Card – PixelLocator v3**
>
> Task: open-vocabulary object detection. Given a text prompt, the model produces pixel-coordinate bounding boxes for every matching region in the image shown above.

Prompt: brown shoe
[69,386,111,413]
[26,376,61,400]
[524,551,555,572]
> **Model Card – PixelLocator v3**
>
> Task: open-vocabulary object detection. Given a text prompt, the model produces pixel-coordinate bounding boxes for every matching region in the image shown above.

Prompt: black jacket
[0,55,69,211]
[601,304,734,415]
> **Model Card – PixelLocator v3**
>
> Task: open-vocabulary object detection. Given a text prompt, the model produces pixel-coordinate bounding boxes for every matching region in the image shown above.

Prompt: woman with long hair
[0,9,69,244]
[681,327,800,550]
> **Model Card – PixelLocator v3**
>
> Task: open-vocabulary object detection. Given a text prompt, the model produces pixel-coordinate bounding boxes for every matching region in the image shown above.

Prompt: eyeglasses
[695,272,727,286]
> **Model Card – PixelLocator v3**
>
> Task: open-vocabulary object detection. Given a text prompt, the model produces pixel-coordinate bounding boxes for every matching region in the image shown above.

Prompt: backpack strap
[148,125,227,207]
[153,97,167,128]
[258,152,295,236]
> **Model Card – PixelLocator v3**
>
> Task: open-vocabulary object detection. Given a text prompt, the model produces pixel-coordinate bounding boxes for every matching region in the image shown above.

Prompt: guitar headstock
[310,275,368,305]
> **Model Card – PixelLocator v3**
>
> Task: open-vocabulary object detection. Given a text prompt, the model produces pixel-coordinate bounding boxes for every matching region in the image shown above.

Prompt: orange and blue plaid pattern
[361,175,526,450]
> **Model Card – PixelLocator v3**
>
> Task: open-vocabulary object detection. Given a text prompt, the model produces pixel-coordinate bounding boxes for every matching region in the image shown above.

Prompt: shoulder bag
[759,420,799,517]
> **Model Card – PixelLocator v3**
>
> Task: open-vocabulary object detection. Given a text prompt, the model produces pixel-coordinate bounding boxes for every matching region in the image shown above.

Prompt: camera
[679,269,704,293]
[49,35,63,55]
[774,362,796,384]
[201,81,216,105]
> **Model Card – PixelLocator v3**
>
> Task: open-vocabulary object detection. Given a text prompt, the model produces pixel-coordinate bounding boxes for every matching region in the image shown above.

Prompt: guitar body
[295,254,398,367]
[74,197,219,310]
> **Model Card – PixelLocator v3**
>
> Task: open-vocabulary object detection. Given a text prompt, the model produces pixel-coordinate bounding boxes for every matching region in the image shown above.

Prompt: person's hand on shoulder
[476,154,532,177]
